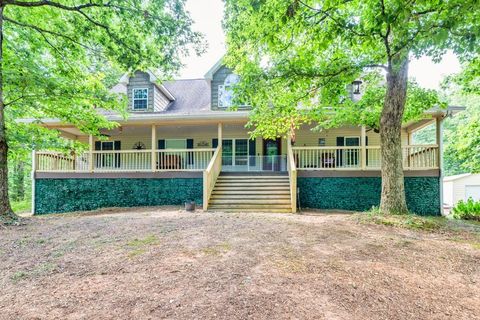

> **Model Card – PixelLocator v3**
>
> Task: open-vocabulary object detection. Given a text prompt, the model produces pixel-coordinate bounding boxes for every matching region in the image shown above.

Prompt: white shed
[443,173,480,207]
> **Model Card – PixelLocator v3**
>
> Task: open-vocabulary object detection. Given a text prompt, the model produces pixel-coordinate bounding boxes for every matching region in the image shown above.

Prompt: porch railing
[35,152,90,172]
[203,146,222,210]
[287,139,297,213]
[292,145,439,170]
[35,148,215,173]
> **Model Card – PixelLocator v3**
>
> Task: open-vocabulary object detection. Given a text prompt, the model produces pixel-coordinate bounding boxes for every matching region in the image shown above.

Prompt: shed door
[465,185,480,201]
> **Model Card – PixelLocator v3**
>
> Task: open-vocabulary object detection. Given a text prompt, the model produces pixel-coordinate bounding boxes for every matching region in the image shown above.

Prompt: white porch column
[31,150,36,215]
[436,117,442,170]
[88,134,94,172]
[151,124,157,172]
[361,125,367,170]
[217,123,223,147]
[436,116,444,215]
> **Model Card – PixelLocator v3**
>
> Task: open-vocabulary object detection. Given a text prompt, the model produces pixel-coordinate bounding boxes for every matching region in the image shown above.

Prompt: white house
[443,173,480,207]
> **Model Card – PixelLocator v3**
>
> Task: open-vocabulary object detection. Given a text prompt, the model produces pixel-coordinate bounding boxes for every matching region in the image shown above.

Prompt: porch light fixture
[352,80,362,95]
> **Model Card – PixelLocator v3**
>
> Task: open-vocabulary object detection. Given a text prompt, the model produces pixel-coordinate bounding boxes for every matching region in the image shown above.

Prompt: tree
[224,0,479,214]
[0,0,203,224]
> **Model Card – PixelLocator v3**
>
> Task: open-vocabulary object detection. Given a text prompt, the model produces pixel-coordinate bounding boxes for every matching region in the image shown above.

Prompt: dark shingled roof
[162,79,211,114]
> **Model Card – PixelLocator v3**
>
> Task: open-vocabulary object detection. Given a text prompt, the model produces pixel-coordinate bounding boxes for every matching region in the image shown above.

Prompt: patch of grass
[125,235,158,258]
[10,263,57,282]
[271,245,309,273]
[356,208,445,232]
[357,209,480,240]
[10,271,28,282]
[128,248,147,258]
[127,235,158,247]
[11,200,31,214]
[470,242,480,250]
[200,242,231,256]
[51,240,77,258]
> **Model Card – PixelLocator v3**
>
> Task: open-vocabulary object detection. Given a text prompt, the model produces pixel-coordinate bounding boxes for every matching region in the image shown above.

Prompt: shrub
[452,198,480,221]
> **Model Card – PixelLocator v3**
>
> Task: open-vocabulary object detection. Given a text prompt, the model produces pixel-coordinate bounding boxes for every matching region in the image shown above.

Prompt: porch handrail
[35,148,216,173]
[287,138,297,213]
[292,146,362,150]
[292,144,439,170]
[203,146,222,211]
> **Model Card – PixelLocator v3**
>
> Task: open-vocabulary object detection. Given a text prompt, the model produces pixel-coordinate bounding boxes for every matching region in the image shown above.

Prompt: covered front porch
[33,118,441,174]
[32,117,443,213]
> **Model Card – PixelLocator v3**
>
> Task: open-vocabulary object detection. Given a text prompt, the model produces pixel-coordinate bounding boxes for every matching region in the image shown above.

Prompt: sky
[180,0,462,90]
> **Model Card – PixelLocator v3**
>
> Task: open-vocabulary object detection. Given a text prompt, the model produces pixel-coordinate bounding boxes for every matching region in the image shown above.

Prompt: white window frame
[132,88,149,110]
[221,138,249,167]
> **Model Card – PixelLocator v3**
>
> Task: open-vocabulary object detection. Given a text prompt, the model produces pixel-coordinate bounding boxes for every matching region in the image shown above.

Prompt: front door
[263,138,281,171]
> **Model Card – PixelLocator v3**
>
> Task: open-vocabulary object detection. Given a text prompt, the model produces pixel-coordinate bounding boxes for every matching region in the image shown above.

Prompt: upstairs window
[133,88,148,110]
[218,74,239,108]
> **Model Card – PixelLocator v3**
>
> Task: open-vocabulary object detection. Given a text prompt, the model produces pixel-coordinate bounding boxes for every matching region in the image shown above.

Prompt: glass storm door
[263,139,281,171]
[222,139,233,166]
[344,137,360,167]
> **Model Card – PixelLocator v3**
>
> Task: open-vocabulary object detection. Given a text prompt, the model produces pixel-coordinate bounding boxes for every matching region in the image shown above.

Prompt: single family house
[27,60,462,215]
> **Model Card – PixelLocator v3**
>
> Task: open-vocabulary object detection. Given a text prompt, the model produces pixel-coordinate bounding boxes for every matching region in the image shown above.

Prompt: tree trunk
[379,56,409,214]
[0,6,17,224]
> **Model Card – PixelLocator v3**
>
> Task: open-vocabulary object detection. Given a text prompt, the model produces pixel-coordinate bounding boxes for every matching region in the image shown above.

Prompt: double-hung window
[133,88,148,110]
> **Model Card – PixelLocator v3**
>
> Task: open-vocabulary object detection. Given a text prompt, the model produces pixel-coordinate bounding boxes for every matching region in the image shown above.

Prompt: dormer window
[218,74,239,108]
[133,88,148,110]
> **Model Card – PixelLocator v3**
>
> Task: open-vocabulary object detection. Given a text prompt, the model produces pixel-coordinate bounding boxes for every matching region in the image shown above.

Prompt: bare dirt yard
[1,208,479,320]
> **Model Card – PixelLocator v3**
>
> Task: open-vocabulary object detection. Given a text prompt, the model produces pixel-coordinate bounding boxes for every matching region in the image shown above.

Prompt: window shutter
[158,139,165,150]
[212,139,218,148]
[186,139,194,165]
[336,137,344,167]
[249,138,256,166]
[94,141,101,168]
[114,141,121,168]
[365,136,369,166]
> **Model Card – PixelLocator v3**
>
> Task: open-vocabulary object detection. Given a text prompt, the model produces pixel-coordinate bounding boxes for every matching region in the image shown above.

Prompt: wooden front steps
[208,174,292,213]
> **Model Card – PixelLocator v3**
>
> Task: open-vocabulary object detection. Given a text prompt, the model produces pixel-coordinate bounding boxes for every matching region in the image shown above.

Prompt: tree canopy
[224,0,480,214]
[0,0,204,223]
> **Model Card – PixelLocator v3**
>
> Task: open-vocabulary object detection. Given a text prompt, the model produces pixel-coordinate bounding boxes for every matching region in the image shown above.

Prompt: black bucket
[185,201,196,212]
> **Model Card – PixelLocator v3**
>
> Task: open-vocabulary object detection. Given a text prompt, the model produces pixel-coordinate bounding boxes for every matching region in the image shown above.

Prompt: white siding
[443,181,454,206]
[77,124,409,155]
[153,86,170,112]
[444,174,480,206]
